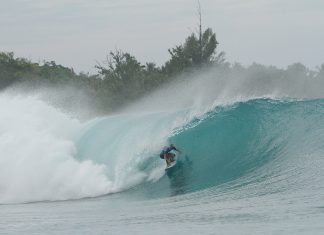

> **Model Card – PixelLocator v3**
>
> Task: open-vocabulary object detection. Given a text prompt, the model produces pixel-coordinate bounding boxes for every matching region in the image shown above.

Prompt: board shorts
[160,152,175,160]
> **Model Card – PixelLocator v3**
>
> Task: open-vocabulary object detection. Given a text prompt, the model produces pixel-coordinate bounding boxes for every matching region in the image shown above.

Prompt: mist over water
[125,64,324,113]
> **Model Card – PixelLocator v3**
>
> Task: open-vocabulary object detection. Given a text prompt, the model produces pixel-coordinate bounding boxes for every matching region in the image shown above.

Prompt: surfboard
[165,159,177,170]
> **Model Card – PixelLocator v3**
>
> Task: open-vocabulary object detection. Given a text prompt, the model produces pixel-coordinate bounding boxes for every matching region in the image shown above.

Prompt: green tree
[96,50,144,81]
[163,3,224,76]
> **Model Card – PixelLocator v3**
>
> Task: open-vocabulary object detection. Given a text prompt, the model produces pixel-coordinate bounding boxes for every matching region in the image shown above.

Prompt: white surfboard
[165,160,177,170]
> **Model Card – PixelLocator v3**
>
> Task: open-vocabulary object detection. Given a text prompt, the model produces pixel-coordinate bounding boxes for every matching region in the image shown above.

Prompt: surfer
[160,144,181,167]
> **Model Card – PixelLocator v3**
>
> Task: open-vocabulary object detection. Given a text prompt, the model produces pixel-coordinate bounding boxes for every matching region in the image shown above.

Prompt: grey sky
[1,0,323,73]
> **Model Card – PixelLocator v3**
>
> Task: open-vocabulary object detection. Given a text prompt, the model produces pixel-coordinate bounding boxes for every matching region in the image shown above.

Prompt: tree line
[0,25,224,111]
[1,24,323,112]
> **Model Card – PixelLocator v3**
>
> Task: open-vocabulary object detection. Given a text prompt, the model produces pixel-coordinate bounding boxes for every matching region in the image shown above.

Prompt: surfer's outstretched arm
[170,144,181,154]
[174,147,182,154]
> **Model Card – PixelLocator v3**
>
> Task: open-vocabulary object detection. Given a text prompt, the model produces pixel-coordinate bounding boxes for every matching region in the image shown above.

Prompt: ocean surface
[0,70,324,234]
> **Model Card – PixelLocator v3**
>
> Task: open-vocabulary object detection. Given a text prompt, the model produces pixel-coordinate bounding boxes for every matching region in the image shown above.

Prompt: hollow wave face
[76,98,324,199]
[151,98,324,197]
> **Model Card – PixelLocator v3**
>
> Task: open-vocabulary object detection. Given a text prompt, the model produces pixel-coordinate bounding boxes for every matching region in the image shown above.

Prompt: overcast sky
[1,0,323,73]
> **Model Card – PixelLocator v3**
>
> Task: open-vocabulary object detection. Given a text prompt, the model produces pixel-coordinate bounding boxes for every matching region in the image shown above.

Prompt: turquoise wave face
[76,98,324,199]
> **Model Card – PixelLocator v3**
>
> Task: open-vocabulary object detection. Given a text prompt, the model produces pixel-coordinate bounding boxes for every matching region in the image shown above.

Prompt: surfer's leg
[164,154,170,166]
[168,153,175,162]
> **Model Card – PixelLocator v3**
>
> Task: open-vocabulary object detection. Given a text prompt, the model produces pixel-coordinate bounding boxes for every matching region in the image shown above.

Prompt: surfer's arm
[174,147,182,154]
